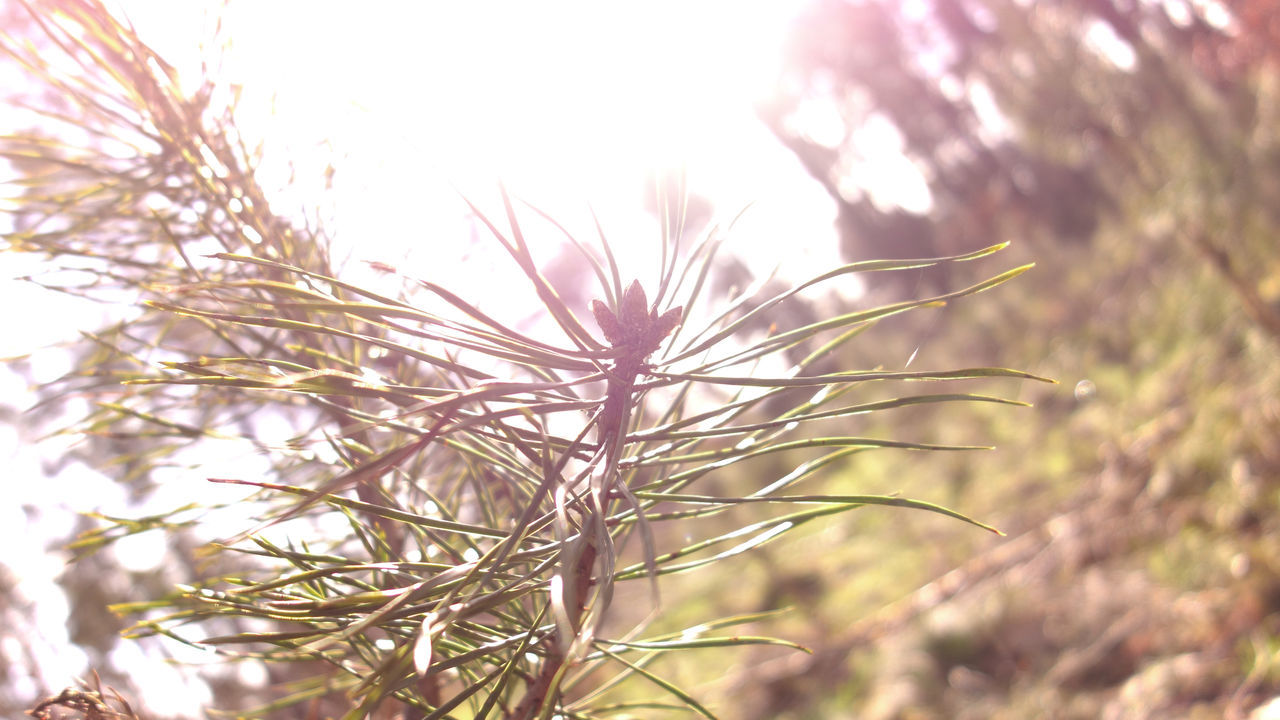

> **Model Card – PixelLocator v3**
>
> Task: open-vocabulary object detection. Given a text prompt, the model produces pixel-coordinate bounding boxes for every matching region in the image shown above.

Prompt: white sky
[113,0,849,290]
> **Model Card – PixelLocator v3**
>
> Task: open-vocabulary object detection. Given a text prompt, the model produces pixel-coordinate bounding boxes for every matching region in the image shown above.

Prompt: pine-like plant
[3,2,1049,717]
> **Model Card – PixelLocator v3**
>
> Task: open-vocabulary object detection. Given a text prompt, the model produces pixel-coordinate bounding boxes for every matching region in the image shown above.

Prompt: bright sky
[119,1,847,291]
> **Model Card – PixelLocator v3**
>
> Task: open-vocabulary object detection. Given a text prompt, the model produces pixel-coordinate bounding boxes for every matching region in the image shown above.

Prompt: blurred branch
[1188,229,1280,344]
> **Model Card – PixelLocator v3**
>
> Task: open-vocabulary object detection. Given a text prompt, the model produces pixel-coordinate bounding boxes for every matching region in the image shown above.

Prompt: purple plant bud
[591,299,622,345]
[619,279,649,333]
[651,305,683,341]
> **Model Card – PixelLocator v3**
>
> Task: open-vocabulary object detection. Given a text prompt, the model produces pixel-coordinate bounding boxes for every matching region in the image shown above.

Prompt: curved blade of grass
[633,436,990,468]
[633,393,1028,443]
[206,478,514,541]
[520,199,617,315]
[595,646,718,720]
[461,187,600,353]
[686,264,1035,372]
[595,634,809,654]
[614,505,848,580]
[637,492,1003,534]
[660,365,1056,388]
[671,245,1013,363]
[144,300,500,379]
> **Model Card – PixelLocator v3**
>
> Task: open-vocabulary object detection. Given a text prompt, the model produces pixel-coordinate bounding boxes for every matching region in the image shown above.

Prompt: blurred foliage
[725,1,1280,718]
[0,1,1044,719]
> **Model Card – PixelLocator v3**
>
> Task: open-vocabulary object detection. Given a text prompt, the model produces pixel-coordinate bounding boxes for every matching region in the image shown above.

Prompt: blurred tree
[763,0,1280,342]
[744,2,1280,718]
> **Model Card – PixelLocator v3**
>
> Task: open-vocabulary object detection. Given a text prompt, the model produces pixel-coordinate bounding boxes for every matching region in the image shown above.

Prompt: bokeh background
[3,0,1280,718]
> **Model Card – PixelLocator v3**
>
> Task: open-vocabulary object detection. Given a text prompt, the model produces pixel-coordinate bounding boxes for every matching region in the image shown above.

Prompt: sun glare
[344,2,798,201]
[116,1,838,283]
